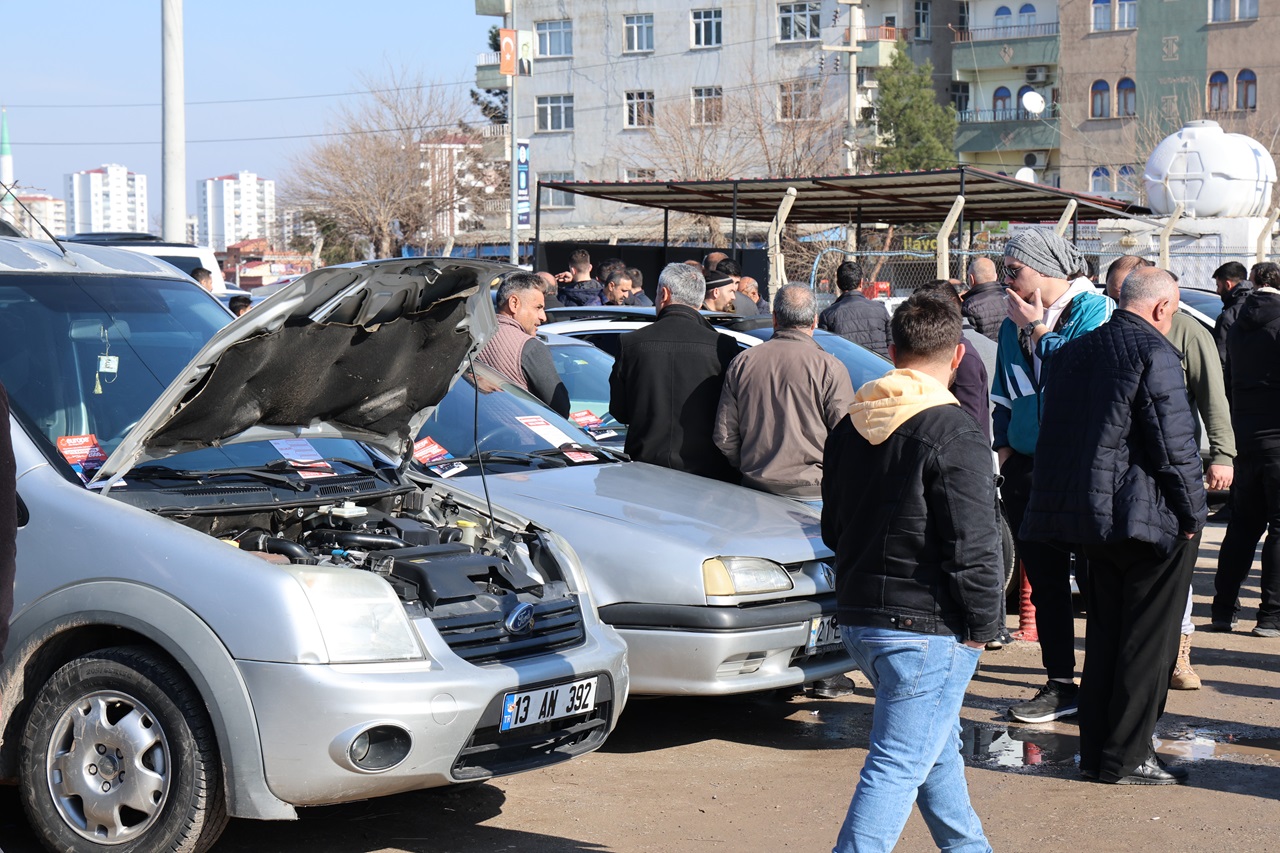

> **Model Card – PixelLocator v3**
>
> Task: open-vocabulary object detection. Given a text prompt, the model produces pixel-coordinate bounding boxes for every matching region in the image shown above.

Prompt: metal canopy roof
[538,166,1147,226]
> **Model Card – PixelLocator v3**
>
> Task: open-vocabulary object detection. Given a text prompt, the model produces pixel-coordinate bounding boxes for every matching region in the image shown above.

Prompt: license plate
[806,615,842,655]
[500,677,597,732]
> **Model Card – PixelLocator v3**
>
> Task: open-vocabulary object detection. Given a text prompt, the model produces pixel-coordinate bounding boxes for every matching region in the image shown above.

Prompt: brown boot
[1170,632,1201,690]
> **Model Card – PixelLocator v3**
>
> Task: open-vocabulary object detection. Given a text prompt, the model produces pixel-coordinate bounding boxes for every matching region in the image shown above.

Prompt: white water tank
[1144,120,1276,217]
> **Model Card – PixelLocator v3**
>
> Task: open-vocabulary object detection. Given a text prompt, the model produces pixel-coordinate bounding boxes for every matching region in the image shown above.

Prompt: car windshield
[414,363,604,467]
[155,254,205,278]
[1179,289,1223,317]
[0,274,228,463]
[544,340,625,437]
[743,328,891,387]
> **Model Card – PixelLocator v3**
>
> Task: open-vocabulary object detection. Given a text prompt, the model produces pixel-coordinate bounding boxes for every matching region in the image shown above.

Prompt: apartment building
[197,171,276,252]
[14,194,67,239]
[65,164,148,235]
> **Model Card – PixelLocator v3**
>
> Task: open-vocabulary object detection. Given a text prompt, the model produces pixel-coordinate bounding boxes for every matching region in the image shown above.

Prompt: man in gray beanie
[991,228,1113,725]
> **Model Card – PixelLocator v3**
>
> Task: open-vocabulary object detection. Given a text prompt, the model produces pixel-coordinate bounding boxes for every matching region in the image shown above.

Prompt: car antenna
[0,181,70,256]
[466,353,497,539]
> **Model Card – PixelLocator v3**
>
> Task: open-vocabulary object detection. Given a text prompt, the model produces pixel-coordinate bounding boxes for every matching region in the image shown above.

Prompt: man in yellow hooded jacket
[822,290,1002,853]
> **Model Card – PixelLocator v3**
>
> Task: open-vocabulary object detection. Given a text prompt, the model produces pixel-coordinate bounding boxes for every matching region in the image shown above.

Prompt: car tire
[19,646,228,853]
[999,505,1018,612]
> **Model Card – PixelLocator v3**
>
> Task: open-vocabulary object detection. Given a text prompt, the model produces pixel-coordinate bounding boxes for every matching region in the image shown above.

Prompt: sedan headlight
[702,557,794,596]
[286,567,424,663]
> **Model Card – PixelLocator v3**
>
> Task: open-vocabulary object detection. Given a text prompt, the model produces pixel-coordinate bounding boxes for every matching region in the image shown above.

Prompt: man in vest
[476,272,570,417]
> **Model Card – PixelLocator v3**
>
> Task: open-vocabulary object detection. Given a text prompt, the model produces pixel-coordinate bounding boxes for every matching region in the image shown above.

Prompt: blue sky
[3,1,493,227]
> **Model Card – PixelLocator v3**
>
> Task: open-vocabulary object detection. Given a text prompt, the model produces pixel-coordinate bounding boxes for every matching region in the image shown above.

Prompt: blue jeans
[833,625,990,853]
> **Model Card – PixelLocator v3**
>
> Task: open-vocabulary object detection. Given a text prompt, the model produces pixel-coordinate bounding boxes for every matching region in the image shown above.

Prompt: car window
[575,331,623,358]
[1178,289,1223,318]
[155,254,205,277]
[0,275,229,459]
[744,328,890,387]
[549,343,615,421]
[415,363,601,462]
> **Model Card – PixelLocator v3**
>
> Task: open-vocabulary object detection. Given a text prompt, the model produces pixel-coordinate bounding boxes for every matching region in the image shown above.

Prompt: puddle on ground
[960,722,1280,770]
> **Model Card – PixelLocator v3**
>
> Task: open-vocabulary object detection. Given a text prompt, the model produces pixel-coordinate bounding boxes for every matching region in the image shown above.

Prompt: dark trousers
[1214,448,1280,628]
[1001,452,1077,680]
[1080,539,1192,782]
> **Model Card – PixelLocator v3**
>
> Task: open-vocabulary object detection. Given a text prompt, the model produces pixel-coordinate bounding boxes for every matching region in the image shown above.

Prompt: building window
[625,168,657,182]
[779,78,822,120]
[1211,0,1231,22]
[536,20,573,57]
[625,13,655,52]
[1238,69,1258,110]
[1208,71,1230,112]
[1117,0,1136,28]
[1092,0,1112,31]
[1240,0,1259,19]
[778,3,820,41]
[1118,165,1140,196]
[1091,167,1112,194]
[1090,80,1111,118]
[958,2,970,31]
[914,1,932,40]
[692,86,724,124]
[625,91,656,127]
[1017,85,1036,115]
[1018,3,1036,26]
[993,86,1012,114]
[540,172,576,207]
[993,5,1012,26]
[951,81,971,113]
[692,9,723,47]
[536,95,574,131]
[1117,77,1136,116]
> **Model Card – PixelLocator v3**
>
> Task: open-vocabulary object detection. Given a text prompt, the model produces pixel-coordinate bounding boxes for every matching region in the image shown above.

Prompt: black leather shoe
[1079,766,1099,781]
[808,674,855,699]
[1110,755,1188,786]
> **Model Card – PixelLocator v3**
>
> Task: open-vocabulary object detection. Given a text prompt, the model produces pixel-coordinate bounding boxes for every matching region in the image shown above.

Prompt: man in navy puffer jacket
[1023,266,1206,787]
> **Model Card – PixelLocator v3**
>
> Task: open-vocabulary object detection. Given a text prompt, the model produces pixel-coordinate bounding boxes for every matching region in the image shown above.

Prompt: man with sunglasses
[991,229,1112,724]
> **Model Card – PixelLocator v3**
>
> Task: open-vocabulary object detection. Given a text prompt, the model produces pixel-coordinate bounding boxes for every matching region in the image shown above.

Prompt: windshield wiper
[428,449,570,470]
[325,457,397,482]
[128,463,310,492]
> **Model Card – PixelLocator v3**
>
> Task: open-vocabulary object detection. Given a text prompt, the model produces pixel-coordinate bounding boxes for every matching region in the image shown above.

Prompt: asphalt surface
[2,521,1278,852]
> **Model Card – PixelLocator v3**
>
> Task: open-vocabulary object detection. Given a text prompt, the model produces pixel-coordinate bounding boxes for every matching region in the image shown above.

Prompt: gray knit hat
[1004,229,1084,279]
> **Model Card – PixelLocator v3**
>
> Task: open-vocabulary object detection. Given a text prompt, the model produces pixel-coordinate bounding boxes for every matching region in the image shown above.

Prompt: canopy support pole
[936,196,966,280]
[768,187,798,300]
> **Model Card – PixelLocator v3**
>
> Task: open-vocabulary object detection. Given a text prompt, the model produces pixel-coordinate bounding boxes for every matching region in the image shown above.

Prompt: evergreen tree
[872,45,957,171]
[470,25,509,124]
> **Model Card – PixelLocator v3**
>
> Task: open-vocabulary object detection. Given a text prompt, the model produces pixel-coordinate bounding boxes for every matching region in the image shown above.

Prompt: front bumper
[600,597,853,696]
[237,631,628,806]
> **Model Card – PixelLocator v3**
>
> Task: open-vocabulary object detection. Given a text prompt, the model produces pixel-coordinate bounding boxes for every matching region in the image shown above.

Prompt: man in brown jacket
[714,285,854,502]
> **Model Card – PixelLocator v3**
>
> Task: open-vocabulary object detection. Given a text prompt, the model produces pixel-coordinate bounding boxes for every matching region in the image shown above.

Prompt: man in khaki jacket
[714,285,854,503]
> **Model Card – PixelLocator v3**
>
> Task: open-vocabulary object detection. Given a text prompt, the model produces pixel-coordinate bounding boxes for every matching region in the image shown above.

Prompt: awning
[537,166,1148,227]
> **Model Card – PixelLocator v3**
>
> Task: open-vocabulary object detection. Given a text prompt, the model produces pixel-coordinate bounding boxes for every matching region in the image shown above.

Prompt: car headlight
[286,566,424,663]
[702,557,794,596]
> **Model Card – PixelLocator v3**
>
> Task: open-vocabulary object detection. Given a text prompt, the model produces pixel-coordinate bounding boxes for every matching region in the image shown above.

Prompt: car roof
[540,318,762,347]
[0,236,195,278]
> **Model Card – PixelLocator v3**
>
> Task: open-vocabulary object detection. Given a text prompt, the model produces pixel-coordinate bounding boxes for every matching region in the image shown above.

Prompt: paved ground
[2,521,1278,852]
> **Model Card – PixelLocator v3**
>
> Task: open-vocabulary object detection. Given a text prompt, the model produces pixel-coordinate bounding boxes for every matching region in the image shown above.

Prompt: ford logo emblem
[505,603,536,635]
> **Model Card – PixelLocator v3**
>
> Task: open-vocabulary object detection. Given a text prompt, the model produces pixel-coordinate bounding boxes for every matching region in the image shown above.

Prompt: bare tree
[282,68,484,258]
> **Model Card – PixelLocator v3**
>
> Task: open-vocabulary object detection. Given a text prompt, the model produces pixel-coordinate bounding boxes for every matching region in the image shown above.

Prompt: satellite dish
[1021,91,1047,115]
[1015,167,1037,183]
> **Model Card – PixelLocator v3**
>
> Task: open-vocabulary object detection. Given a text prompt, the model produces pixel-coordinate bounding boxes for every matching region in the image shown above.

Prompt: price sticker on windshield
[413,436,453,464]
[270,438,324,463]
[515,415,577,447]
[569,410,603,427]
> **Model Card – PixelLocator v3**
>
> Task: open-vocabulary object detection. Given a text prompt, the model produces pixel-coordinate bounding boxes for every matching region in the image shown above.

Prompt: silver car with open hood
[0,242,628,853]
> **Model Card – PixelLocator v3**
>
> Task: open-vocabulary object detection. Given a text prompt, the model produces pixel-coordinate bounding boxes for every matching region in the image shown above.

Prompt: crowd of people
[441,238,1275,850]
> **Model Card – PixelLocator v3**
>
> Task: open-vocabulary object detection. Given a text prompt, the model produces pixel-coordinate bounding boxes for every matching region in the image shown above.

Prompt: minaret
[0,110,13,224]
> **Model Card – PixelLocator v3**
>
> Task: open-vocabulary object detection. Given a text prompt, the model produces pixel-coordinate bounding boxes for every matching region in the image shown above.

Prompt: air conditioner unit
[857,67,878,89]
[1023,150,1051,169]
[1025,66,1049,84]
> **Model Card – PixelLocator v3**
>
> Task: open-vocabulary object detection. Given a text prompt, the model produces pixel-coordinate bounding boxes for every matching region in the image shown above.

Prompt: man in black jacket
[1212,265,1280,637]
[818,261,891,357]
[823,292,999,852]
[1212,260,1250,371]
[960,257,1005,341]
[1023,266,1206,786]
[609,263,740,482]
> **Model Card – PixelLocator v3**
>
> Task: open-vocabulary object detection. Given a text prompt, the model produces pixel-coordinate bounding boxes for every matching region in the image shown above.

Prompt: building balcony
[953,22,1059,43]
[856,26,906,67]
[958,103,1060,123]
[475,0,510,17]
[476,51,508,91]
[952,32,1059,72]
[955,116,1059,154]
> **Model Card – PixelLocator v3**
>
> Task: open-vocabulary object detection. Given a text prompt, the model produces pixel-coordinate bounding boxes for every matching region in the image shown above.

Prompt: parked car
[62,232,235,295]
[0,245,628,853]
[411,362,853,697]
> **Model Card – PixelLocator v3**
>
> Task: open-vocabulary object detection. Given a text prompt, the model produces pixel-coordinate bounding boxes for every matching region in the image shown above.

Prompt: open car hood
[92,257,512,489]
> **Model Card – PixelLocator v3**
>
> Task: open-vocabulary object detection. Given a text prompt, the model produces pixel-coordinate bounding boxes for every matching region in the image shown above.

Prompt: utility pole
[508,0,519,265]
[824,0,864,175]
[161,0,186,242]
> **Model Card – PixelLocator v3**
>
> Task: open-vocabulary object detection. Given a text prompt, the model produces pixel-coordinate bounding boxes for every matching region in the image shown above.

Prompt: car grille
[452,674,613,780]
[431,596,586,665]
